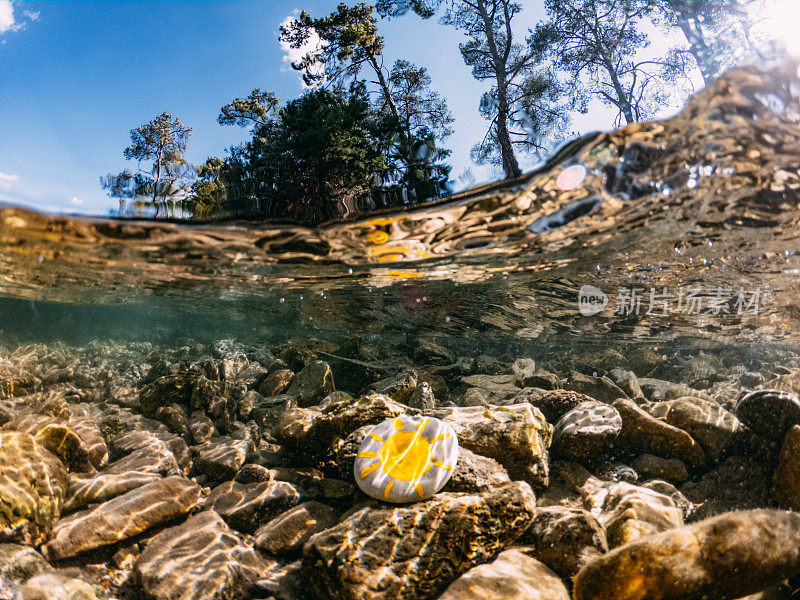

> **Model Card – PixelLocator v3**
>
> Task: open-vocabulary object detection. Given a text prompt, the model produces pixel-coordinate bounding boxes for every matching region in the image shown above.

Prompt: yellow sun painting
[353,414,459,503]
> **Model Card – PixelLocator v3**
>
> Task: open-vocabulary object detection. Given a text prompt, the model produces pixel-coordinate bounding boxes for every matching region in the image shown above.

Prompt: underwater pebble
[354,415,458,503]
[736,389,800,438]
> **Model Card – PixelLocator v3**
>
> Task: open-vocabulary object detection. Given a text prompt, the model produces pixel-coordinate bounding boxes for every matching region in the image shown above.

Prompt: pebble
[736,389,800,437]
[354,415,458,502]
[552,401,621,462]
[574,510,800,600]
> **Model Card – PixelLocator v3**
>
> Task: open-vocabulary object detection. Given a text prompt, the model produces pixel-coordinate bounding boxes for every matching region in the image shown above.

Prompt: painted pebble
[354,415,459,503]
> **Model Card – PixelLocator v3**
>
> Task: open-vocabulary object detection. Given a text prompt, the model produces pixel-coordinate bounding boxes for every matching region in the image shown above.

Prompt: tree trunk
[477,0,522,180]
[369,54,401,120]
[602,54,635,124]
[152,146,163,218]
[675,10,720,84]
[495,89,522,179]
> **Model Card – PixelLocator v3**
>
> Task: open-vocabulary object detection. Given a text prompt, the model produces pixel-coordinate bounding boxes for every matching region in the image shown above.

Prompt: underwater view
[4,1,800,599]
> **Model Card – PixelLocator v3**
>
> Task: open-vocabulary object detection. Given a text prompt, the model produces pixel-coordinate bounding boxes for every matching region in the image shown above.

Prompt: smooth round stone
[353,415,459,503]
[553,401,621,462]
[736,389,800,437]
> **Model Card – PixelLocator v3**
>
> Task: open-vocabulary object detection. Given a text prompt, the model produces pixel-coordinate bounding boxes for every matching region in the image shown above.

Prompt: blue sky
[0,0,715,216]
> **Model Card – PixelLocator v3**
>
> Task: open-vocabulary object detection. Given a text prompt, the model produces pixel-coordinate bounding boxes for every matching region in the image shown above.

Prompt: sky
[0,0,786,217]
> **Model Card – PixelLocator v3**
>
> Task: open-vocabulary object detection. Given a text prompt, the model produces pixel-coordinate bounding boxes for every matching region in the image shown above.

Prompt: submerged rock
[44,476,200,560]
[0,431,68,546]
[444,447,510,493]
[205,480,301,534]
[590,481,685,548]
[63,471,162,512]
[517,388,594,423]
[631,454,689,484]
[110,429,191,473]
[273,393,408,456]
[134,510,268,600]
[646,396,741,462]
[193,436,253,481]
[552,401,621,462]
[613,398,705,468]
[254,501,338,557]
[258,369,294,397]
[573,510,800,600]
[772,424,800,510]
[565,370,628,403]
[736,389,800,438]
[437,549,569,600]
[302,481,536,600]
[18,572,101,600]
[511,358,537,387]
[0,544,50,589]
[519,506,608,579]
[428,404,553,487]
[104,444,181,477]
[285,360,334,407]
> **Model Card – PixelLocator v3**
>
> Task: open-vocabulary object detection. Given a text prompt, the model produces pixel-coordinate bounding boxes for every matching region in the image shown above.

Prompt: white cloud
[280,12,326,88]
[0,1,15,34]
[23,10,38,21]
[70,196,83,206]
[0,171,19,189]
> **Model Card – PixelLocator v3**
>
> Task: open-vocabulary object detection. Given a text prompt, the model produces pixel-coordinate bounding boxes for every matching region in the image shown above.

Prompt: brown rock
[205,480,301,534]
[259,369,294,397]
[193,436,252,481]
[64,471,162,512]
[520,506,608,579]
[0,431,68,546]
[44,476,200,560]
[438,549,570,600]
[515,388,594,423]
[614,398,705,468]
[427,404,553,487]
[565,370,628,403]
[646,396,741,462]
[443,448,511,493]
[302,482,537,600]
[773,425,800,510]
[134,510,268,600]
[255,501,338,557]
[632,454,689,484]
[574,510,800,600]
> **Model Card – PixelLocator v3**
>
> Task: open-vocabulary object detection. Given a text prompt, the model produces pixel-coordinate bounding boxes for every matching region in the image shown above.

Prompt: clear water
[2,63,799,359]
[4,60,800,600]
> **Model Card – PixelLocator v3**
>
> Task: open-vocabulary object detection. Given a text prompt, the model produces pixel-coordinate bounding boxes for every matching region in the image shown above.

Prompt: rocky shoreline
[2,336,800,599]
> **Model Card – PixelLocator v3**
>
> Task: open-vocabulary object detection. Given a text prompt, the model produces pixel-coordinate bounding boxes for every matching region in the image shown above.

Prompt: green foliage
[217,89,280,129]
[376,0,438,19]
[387,59,453,141]
[280,3,386,91]
[646,0,761,86]
[105,112,195,218]
[221,88,385,223]
[99,171,135,216]
[532,0,670,127]
[382,0,569,179]
[188,157,228,219]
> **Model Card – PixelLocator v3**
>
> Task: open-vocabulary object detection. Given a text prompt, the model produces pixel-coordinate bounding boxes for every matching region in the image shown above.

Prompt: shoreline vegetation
[100,0,770,225]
